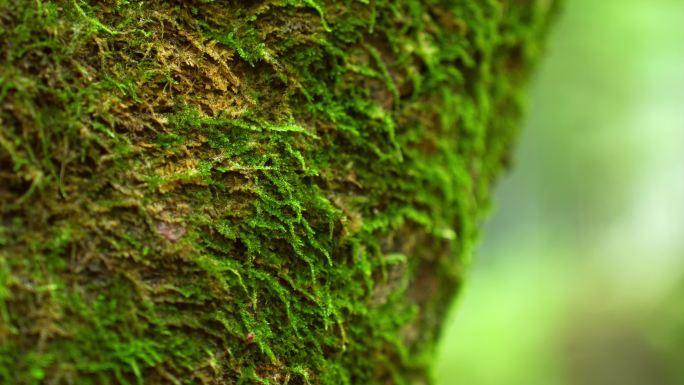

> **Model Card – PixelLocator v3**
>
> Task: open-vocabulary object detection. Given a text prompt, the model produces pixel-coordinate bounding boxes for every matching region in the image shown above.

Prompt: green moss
[0,0,558,384]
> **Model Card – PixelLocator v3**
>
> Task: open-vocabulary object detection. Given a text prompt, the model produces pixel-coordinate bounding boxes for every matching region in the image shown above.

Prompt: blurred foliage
[435,0,684,384]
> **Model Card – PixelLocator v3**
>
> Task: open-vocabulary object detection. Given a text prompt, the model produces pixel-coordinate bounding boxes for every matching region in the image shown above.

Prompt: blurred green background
[435,0,684,384]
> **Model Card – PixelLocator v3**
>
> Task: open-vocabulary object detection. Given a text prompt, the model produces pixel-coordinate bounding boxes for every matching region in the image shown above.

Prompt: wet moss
[0,0,558,384]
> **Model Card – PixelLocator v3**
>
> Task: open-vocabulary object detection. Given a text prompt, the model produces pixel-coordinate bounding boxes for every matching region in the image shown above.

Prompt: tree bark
[0,1,557,384]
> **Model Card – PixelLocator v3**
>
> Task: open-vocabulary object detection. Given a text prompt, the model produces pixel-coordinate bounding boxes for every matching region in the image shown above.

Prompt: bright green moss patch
[0,0,558,384]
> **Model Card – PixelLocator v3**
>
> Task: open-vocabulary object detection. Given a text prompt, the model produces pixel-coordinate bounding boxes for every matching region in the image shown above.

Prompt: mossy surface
[0,1,557,384]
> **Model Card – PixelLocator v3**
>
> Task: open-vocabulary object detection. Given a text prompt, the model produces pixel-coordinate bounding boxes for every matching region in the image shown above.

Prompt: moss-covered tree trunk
[0,1,557,384]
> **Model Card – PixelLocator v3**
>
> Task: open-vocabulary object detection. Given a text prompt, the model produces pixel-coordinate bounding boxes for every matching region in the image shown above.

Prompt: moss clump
[0,1,558,384]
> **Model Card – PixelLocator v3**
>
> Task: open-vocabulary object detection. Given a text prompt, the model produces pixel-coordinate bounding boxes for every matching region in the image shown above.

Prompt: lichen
[0,0,558,384]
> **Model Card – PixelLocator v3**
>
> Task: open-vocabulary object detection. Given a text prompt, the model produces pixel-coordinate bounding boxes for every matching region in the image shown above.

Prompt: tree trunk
[0,1,557,384]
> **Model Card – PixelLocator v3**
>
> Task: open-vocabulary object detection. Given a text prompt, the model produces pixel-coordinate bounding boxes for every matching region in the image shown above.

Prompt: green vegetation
[0,1,556,383]
[437,0,684,383]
